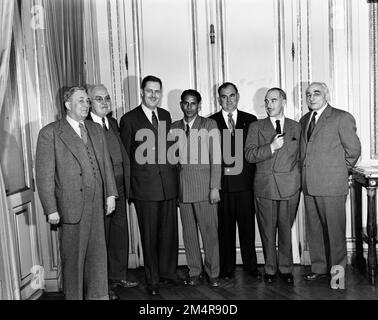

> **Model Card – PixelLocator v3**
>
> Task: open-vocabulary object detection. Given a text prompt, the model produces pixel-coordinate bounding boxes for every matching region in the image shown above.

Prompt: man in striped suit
[170,89,222,287]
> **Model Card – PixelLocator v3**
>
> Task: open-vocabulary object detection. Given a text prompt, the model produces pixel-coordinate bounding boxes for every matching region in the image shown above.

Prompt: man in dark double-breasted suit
[300,82,361,288]
[87,84,138,300]
[245,87,301,284]
[209,82,260,279]
[119,75,178,296]
[36,86,118,300]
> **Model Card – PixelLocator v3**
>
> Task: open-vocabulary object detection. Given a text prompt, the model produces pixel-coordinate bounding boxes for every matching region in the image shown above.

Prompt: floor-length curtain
[0,0,21,300]
[36,0,85,123]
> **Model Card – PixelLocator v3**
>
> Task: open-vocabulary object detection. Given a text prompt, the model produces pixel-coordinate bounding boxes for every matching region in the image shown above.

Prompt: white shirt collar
[183,116,197,129]
[66,114,83,137]
[310,103,328,123]
[269,114,285,131]
[141,104,159,123]
[222,108,238,128]
[90,111,109,130]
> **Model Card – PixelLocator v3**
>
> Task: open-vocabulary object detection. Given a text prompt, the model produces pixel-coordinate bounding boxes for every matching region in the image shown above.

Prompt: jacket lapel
[85,120,102,165]
[260,117,276,142]
[137,105,157,132]
[57,118,84,166]
[309,105,332,141]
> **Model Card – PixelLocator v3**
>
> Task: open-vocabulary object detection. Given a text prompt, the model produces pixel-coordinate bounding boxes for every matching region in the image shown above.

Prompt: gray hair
[308,82,330,102]
[63,86,86,103]
[87,84,109,99]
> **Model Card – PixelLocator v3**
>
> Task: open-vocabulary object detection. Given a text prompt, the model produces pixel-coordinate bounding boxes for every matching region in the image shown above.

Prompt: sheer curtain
[0,0,21,300]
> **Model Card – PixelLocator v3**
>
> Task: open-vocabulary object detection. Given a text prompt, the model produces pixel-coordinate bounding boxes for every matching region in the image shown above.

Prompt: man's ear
[198,102,202,112]
[65,101,71,111]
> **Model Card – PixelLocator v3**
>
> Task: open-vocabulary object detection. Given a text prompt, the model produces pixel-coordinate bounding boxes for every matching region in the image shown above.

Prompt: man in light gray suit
[245,88,301,284]
[170,89,222,287]
[300,82,361,288]
[36,86,118,299]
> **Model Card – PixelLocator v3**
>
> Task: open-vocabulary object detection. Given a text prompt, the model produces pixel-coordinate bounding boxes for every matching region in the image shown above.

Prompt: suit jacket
[299,105,361,196]
[209,110,257,192]
[36,118,118,224]
[170,116,222,203]
[119,105,177,201]
[87,114,131,199]
[245,117,301,200]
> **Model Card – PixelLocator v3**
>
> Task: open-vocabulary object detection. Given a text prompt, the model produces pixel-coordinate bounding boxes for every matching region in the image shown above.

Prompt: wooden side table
[351,166,378,285]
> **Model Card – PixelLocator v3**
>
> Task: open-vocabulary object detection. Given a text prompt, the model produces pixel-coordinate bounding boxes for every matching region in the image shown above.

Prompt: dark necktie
[185,123,190,137]
[102,117,108,131]
[275,120,281,134]
[79,122,88,144]
[152,111,158,130]
[228,113,235,135]
[307,111,317,141]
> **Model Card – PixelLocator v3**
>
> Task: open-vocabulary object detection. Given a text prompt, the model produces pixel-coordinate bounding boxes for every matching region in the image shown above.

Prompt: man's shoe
[263,273,276,284]
[208,277,220,287]
[147,285,159,296]
[304,272,328,281]
[184,276,202,286]
[248,269,262,280]
[219,272,234,280]
[280,273,294,284]
[108,289,119,300]
[110,279,139,288]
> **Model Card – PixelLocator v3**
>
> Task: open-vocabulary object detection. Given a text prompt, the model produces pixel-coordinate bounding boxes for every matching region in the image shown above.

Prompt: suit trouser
[60,184,108,300]
[104,165,129,281]
[134,199,178,287]
[304,195,347,274]
[255,192,299,275]
[218,190,257,275]
[179,201,219,279]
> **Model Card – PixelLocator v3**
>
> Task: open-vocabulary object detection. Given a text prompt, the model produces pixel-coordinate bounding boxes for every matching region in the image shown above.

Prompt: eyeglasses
[93,95,111,103]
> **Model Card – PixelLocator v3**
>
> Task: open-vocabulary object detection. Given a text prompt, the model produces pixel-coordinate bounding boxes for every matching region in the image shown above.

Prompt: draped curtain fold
[0,0,21,300]
[39,0,85,122]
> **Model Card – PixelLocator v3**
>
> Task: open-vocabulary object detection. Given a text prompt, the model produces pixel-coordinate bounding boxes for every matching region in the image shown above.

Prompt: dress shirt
[309,103,328,125]
[66,115,85,138]
[269,114,285,133]
[222,109,238,130]
[142,104,159,125]
[90,111,109,130]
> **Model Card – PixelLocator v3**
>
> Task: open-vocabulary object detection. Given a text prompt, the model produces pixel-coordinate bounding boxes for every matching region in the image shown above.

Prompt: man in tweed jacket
[169,89,222,287]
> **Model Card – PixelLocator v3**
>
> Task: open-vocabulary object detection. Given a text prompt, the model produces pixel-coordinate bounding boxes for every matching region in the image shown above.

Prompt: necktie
[185,124,190,137]
[152,111,158,130]
[79,122,88,144]
[275,120,281,134]
[307,111,317,141]
[102,117,108,131]
[228,113,235,135]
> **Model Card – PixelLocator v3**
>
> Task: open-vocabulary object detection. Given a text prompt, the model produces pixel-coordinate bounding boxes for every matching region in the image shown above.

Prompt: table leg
[367,187,377,285]
[351,180,365,269]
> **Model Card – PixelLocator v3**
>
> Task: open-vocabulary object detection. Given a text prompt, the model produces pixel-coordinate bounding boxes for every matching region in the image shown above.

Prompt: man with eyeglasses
[120,75,178,296]
[36,86,118,299]
[87,84,138,300]
[300,82,361,289]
